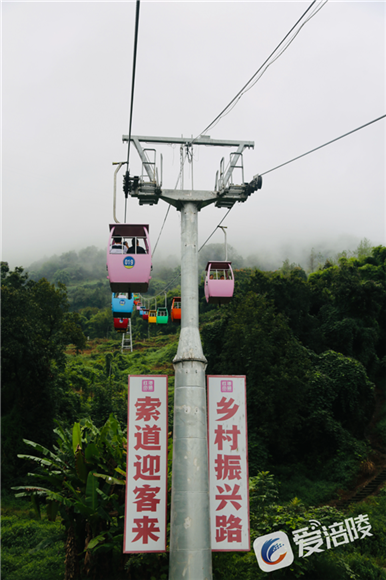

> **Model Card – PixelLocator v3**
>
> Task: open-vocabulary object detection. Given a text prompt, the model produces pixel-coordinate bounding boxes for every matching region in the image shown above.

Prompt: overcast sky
[2,1,385,271]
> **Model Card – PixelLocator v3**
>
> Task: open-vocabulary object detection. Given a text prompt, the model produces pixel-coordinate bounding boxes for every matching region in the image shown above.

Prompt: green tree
[301,350,375,467]
[1,263,86,486]
[198,242,244,271]
[85,308,114,339]
[248,268,323,351]
[202,292,312,470]
[13,417,127,580]
[13,416,170,580]
[53,269,71,286]
[280,259,307,280]
[355,237,373,259]
[308,248,386,383]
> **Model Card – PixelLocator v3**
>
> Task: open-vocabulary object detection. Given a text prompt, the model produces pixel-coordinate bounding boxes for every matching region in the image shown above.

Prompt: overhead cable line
[147,0,331,290]
[148,147,194,296]
[194,0,326,140]
[152,0,329,261]
[124,0,141,222]
[198,113,386,252]
[153,205,231,297]
[261,114,386,176]
[152,206,171,256]
[149,0,327,258]
[198,208,232,253]
[152,147,188,256]
[235,1,327,99]
[149,270,182,302]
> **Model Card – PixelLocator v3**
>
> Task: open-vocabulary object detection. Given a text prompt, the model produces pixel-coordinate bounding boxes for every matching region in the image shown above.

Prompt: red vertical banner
[207,376,250,551]
[124,376,168,553]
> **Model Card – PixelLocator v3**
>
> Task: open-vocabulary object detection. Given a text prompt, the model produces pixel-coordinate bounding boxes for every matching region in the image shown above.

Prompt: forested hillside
[1,243,386,580]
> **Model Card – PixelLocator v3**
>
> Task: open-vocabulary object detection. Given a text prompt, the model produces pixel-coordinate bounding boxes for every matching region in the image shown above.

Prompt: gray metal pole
[169,201,212,580]
[218,226,228,261]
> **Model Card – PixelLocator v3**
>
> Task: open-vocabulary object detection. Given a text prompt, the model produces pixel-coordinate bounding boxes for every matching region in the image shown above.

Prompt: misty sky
[2,1,385,271]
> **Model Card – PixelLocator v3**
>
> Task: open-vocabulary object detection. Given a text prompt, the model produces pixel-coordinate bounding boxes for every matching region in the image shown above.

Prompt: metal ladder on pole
[121,319,133,353]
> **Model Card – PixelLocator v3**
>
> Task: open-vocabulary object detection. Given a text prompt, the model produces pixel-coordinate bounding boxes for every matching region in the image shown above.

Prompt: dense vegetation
[1,241,385,579]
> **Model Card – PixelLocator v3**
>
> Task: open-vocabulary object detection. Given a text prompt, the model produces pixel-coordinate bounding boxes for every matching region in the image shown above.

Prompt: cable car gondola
[205,261,234,305]
[171,297,181,323]
[114,318,129,333]
[111,293,134,318]
[141,308,149,321]
[156,293,169,324]
[106,224,152,293]
[157,308,168,324]
[148,309,157,324]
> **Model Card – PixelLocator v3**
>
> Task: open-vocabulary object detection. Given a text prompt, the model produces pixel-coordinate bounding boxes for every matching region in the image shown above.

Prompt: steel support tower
[122,134,262,580]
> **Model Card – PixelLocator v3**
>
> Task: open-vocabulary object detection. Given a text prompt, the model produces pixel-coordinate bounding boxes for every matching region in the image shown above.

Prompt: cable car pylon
[121,318,133,353]
[120,133,262,580]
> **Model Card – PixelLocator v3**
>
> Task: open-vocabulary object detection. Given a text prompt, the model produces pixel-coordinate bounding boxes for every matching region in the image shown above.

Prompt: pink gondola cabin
[205,261,234,305]
[107,224,152,293]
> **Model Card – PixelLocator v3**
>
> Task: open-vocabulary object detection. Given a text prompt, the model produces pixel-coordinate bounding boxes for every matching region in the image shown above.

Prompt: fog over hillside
[21,234,374,285]
[3,3,384,273]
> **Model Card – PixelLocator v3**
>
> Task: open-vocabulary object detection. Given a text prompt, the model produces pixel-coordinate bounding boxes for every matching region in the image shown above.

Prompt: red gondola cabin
[114,318,129,333]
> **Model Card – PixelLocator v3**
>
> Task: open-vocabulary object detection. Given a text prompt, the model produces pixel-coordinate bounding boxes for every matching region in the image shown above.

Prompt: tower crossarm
[123,134,255,149]
[123,134,260,208]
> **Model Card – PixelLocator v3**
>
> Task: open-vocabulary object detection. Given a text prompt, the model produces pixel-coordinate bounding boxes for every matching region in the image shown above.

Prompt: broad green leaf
[74,503,95,518]
[96,487,110,502]
[17,454,63,471]
[93,473,125,485]
[22,439,66,464]
[85,472,99,511]
[85,442,99,462]
[31,494,41,519]
[114,467,126,477]
[46,499,60,521]
[43,491,74,508]
[97,506,111,522]
[86,534,105,551]
[75,450,87,483]
[27,471,61,477]
[93,542,114,552]
[28,532,66,554]
[73,422,82,454]
[63,480,83,499]
[12,485,51,494]
[92,535,124,553]
[53,424,72,449]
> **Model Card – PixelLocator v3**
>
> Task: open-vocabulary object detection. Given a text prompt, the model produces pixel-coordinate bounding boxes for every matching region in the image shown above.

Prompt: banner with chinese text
[124,376,168,553]
[207,376,250,551]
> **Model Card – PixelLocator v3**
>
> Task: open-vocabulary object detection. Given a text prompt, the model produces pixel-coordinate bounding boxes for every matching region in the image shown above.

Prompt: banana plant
[13,415,127,579]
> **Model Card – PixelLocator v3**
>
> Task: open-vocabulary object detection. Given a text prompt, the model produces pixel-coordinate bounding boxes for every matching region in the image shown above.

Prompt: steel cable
[194,0,324,141]
[124,0,141,222]
[261,114,386,176]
